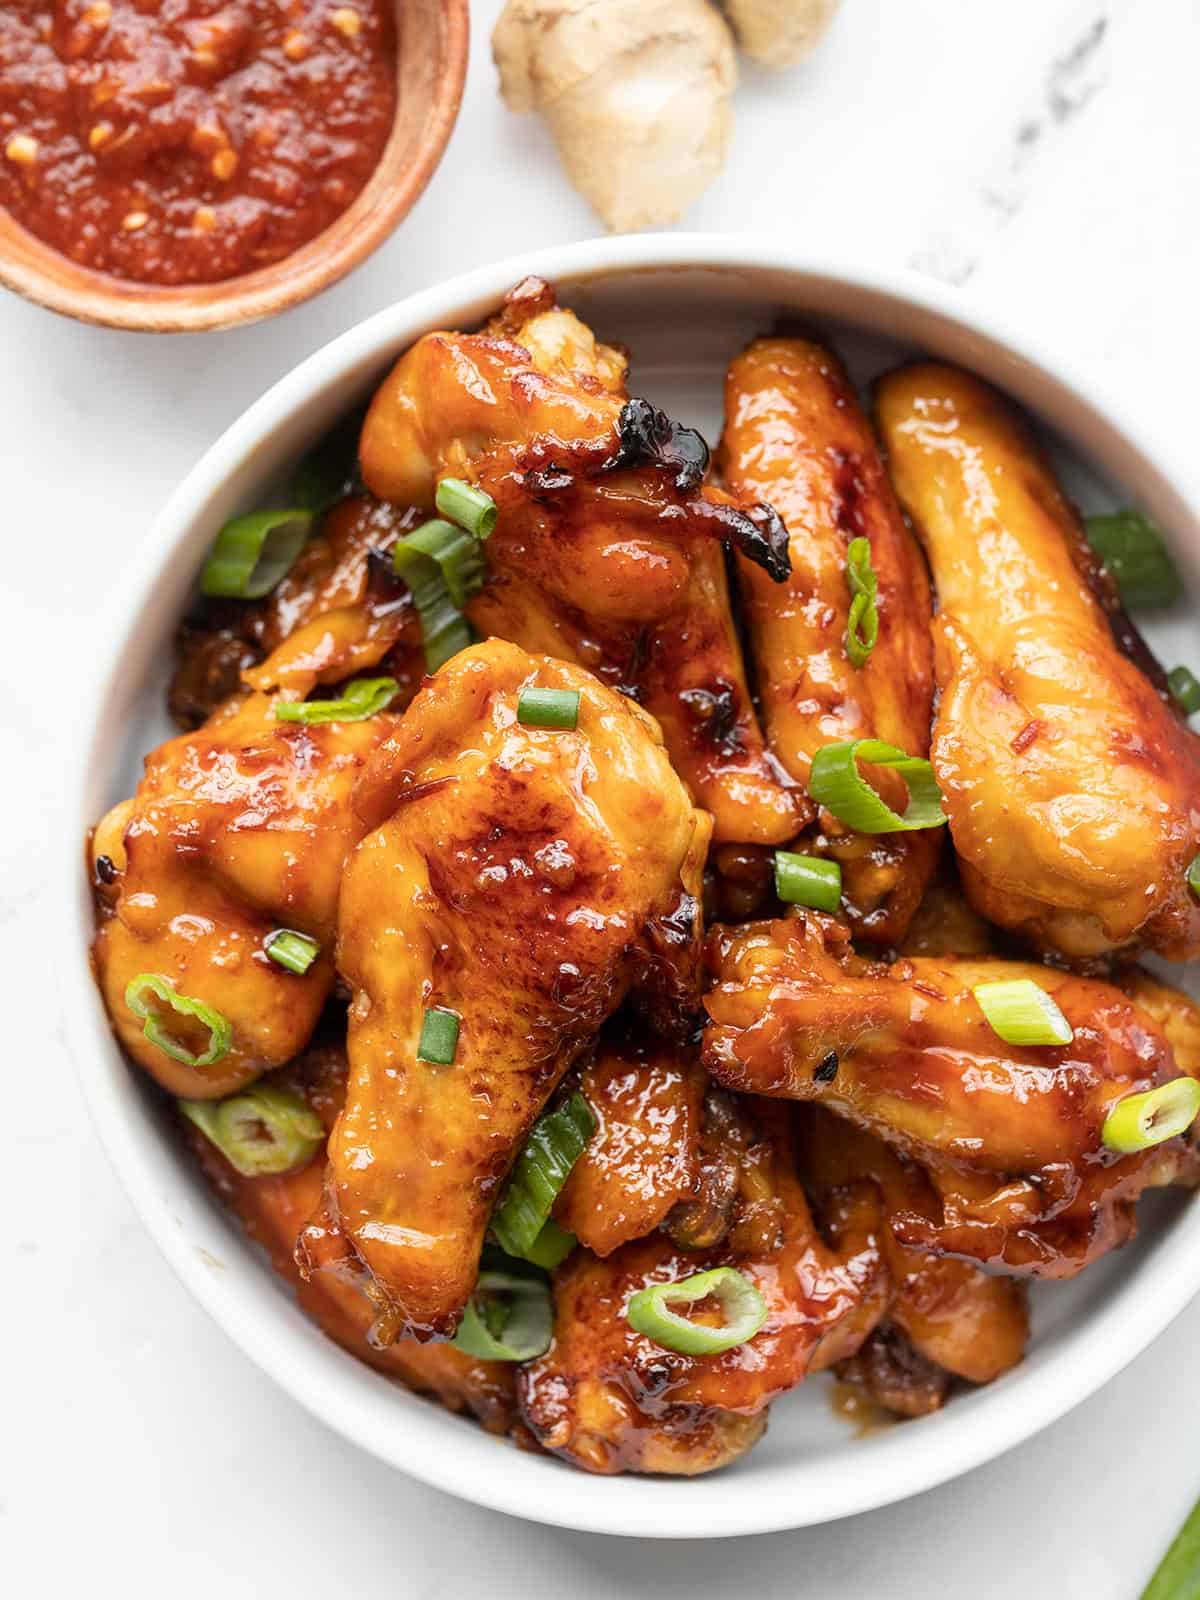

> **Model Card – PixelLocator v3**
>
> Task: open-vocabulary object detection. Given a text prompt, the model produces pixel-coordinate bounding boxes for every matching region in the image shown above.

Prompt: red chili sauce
[0,1,396,286]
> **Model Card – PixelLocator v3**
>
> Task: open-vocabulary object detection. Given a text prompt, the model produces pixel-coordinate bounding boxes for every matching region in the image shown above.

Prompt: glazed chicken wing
[91,685,395,1098]
[185,1040,518,1433]
[719,337,940,940]
[705,915,1200,1275]
[876,363,1200,961]
[359,280,803,846]
[330,639,711,1340]
[520,1101,886,1474]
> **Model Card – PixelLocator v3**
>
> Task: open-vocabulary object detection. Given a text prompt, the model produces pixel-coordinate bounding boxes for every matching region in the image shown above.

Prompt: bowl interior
[64,245,1200,1537]
[0,0,468,332]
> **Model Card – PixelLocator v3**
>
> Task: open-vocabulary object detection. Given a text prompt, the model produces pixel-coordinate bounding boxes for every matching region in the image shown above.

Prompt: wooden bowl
[0,0,469,333]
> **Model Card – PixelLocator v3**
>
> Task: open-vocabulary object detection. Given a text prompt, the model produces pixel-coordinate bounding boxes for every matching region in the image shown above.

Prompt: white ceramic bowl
[61,234,1200,1539]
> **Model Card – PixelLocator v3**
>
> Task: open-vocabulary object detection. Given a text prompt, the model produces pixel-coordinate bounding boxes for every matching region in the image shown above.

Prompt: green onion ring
[808,738,948,833]
[844,536,879,669]
[1101,1078,1200,1155]
[392,519,485,671]
[125,974,232,1068]
[491,1092,596,1261]
[626,1267,768,1356]
[200,509,314,600]
[1168,665,1200,716]
[1084,508,1182,610]
[452,1271,553,1362]
[1190,854,1200,898]
[179,1081,324,1178]
[436,477,498,539]
[517,687,581,731]
[972,978,1074,1047]
[273,676,399,725]
[1139,1489,1200,1599]
[518,1219,579,1271]
[417,1006,460,1065]
[773,850,842,912]
[265,929,320,975]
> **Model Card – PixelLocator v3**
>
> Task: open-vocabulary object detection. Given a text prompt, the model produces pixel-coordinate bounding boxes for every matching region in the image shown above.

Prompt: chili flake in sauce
[0,1,396,287]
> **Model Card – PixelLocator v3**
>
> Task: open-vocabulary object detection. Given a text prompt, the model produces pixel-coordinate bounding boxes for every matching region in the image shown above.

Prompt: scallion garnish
[417,1006,460,1065]
[265,929,320,975]
[845,536,879,669]
[1102,1078,1200,1154]
[1084,508,1183,610]
[452,1271,553,1362]
[773,850,842,912]
[179,1081,324,1177]
[516,687,581,731]
[125,974,232,1068]
[200,508,314,600]
[1139,1488,1200,1599]
[519,1219,579,1271]
[625,1267,768,1356]
[273,676,398,725]
[491,1092,596,1260]
[972,978,1074,1047]
[436,477,498,540]
[1168,666,1200,716]
[1190,854,1200,897]
[392,518,485,671]
[808,738,947,833]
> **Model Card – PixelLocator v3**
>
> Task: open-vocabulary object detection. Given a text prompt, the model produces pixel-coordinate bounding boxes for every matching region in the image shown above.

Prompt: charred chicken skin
[329,639,710,1340]
[89,281,1200,1479]
[359,279,803,846]
[719,336,940,941]
[705,915,1200,1276]
[876,362,1200,962]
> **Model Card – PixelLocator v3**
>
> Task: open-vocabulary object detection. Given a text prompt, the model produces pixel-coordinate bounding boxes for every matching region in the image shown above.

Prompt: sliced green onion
[417,1006,460,1065]
[273,676,398,725]
[392,519,485,671]
[1168,666,1200,716]
[125,974,232,1068]
[1102,1077,1200,1154]
[436,477,498,539]
[517,687,581,731]
[808,738,947,833]
[492,1092,596,1260]
[773,850,842,912]
[520,1219,579,1271]
[392,517,486,610]
[291,409,364,513]
[845,536,879,669]
[453,1271,553,1362]
[1139,1490,1200,1600]
[972,978,1074,1046]
[179,1081,324,1177]
[265,929,320,975]
[626,1267,768,1356]
[1085,508,1182,610]
[1190,854,1200,897]
[200,509,313,600]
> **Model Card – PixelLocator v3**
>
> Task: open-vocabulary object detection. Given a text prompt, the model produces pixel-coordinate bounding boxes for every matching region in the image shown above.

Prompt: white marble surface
[6,0,1200,1592]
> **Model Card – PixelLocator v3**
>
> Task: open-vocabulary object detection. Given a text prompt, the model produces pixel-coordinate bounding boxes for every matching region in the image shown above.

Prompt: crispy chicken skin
[796,1106,1029,1395]
[705,915,1200,1275]
[359,280,803,846]
[170,495,426,728]
[91,688,394,1098]
[330,639,711,1340]
[185,1041,518,1433]
[719,337,940,940]
[876,363,1200,961]
[555,1032,706,1258]
[520,1102,886,1474]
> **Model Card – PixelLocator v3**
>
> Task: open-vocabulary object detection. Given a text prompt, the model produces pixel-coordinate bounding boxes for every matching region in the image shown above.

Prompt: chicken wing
[330,639,711,1340]
[554,1031,706,1258]
[91,685,395,1098]
[185,1038,518,1433]
[704,915,1200,1275]
[876,363,1200,961]
[719,337,940,940]
[796,1105,1029,1400]
[359,279,803,845]
[519,1101,886,1474]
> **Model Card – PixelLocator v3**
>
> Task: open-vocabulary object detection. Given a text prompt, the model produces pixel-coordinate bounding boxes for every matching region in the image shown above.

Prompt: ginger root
[492,0,738,233]
[720,0,842,68]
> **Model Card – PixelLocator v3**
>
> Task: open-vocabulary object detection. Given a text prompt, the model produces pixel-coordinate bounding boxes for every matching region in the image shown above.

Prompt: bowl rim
[59,231,1200,1538]
[0,0,470,333]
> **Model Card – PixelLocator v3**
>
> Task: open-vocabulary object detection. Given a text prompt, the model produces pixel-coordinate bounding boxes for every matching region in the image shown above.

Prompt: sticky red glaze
[0,0,395,285]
